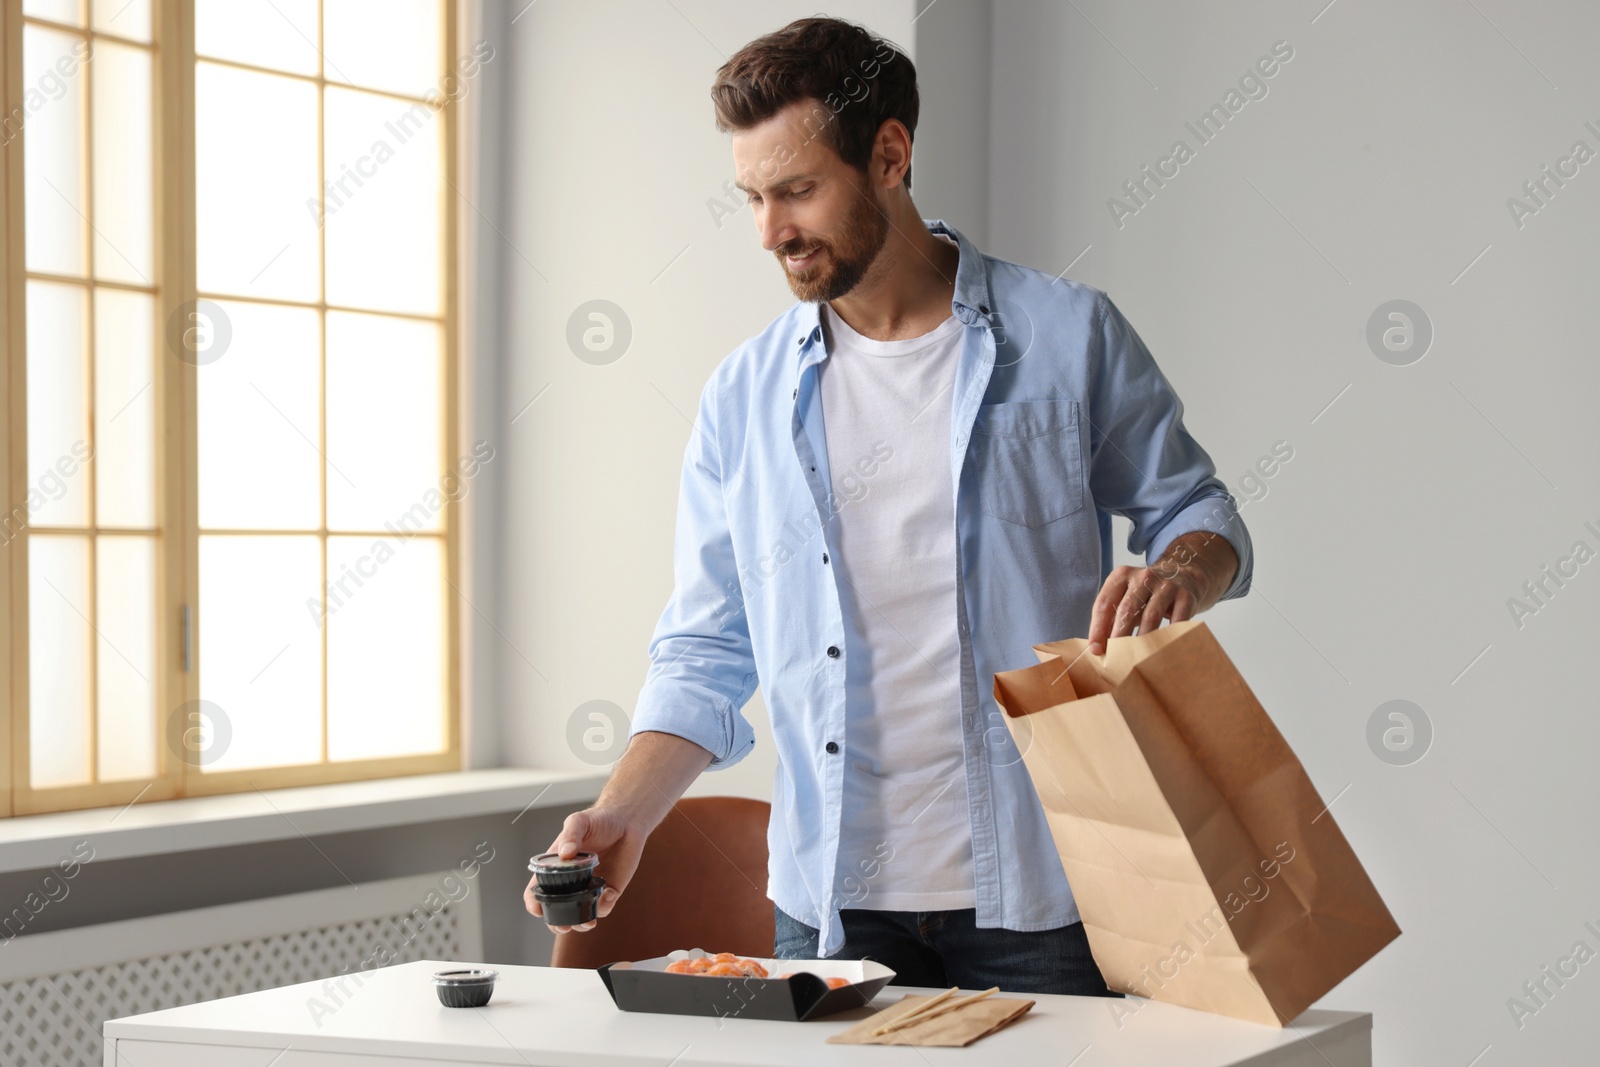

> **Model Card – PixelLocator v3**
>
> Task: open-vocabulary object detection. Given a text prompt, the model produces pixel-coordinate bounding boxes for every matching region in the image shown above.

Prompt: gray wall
[460,0,516,771]
[984,1,1599,1064]
[905,0,993,248]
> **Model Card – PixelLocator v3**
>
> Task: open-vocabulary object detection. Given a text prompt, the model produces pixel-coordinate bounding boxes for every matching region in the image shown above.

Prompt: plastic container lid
[528,851,599,873]
[433,967,499,986]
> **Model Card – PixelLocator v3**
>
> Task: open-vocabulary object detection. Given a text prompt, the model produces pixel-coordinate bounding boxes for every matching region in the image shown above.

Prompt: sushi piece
[664,952,768,978]
[775,972,851,989]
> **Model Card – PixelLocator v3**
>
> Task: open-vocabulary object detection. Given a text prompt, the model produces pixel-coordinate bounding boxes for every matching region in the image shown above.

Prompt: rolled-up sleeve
[1085,293,1253,601]
[629,376,760,768]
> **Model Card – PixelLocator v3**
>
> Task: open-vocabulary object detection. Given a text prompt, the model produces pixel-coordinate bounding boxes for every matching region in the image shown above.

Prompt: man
[524,16,1251,996]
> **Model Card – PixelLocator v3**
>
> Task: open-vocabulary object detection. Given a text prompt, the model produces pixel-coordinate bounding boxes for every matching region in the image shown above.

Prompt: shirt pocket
[969,398,1086,528]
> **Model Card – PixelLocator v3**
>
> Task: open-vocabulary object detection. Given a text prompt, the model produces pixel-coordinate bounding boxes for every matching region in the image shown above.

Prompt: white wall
[493,1,920,801]
[985,1,1599,1064]
[491,0,1599,1061]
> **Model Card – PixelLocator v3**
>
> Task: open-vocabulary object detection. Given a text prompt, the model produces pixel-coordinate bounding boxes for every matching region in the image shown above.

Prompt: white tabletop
[104,959,1371,1067]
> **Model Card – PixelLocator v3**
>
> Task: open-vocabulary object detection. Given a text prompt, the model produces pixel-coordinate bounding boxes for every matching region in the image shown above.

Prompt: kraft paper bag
[827,993,1035,1047]
[993,620,1400,1026]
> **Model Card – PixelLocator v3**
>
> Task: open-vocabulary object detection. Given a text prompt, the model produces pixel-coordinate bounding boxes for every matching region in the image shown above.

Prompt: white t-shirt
[819,261,976,911]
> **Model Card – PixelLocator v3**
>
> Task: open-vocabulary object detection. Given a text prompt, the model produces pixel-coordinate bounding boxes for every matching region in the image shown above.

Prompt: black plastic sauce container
[433,967,498,1008]
[528,851,605,925]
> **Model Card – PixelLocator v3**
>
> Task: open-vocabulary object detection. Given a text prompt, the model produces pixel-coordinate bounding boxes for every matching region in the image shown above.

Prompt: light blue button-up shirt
[630,219,1253,956]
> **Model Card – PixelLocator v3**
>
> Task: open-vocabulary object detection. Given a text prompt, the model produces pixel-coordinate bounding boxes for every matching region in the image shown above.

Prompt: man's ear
[871,118,912,191]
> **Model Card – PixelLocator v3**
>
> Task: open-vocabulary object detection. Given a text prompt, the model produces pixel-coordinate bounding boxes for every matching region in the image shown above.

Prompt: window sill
[0,768,607,875]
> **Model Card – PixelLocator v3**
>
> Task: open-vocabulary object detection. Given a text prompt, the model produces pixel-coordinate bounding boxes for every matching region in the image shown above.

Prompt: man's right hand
[522,730,715,933]
[524,806,647,933]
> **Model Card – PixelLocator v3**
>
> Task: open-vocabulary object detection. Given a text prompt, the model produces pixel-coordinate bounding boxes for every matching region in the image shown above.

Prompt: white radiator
[0,871,484,1067]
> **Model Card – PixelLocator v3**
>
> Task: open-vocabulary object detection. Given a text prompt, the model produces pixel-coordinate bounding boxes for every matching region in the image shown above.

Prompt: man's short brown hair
[711,17,919,189]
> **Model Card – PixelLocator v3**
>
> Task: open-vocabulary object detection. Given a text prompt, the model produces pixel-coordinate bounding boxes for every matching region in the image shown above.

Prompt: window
[2,0,466,817]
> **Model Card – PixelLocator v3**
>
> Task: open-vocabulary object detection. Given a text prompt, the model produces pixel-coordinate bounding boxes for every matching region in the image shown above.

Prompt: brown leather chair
[549,796,774,968]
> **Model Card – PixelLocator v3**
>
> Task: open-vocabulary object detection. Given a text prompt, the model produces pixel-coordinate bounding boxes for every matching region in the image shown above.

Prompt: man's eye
[791,188,813,199]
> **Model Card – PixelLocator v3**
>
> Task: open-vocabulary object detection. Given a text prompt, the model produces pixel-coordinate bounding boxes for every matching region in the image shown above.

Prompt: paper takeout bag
[993,620,1400,1026]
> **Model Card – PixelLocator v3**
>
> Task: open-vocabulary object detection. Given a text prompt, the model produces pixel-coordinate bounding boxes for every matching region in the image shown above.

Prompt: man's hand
[521,731,714,933]
[524,806,648,933]
[1087,531,1239,655]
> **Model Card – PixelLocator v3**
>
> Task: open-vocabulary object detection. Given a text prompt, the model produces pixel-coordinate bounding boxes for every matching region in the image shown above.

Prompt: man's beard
[775,187,889,302]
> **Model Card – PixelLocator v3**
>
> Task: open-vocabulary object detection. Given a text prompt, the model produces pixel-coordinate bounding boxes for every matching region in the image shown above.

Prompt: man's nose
[758,205,796,253]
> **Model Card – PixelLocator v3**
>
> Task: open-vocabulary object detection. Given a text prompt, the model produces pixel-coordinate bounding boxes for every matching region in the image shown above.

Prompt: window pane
[23,0,82,26]
[26,280,91,528]
[194,0,318,75]
[196,63,319,302]
[92,41,153,283]
[199,535,322,771]
[198,300,320,530]
[29,534,92,788]
[23,26,89,275]
[326,311,441,531]
[323,0,441,98]
[327,534,444,760]
[323,87,441,314]
[96,535,157,780]
[91,0,149,42]
[95,288,155,527]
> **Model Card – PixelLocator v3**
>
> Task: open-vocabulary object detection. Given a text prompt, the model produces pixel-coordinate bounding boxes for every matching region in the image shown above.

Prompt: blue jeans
[774,905,1123,998]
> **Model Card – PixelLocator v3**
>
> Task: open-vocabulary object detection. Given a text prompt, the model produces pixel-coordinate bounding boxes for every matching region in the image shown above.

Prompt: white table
[104,959,1372,1066]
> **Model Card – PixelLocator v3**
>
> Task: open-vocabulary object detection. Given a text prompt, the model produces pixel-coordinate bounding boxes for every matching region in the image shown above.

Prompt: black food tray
[597,948,895,1022]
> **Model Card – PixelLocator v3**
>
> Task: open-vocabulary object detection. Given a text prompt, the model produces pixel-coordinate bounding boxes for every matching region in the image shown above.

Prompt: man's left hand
[1087,531,1238,655]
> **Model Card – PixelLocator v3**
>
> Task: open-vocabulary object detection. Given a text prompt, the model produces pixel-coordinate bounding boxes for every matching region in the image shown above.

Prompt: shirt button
[826,645,840,659]
[979,304,991,315]
[825,741,839,754]
[821,553,829,564]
